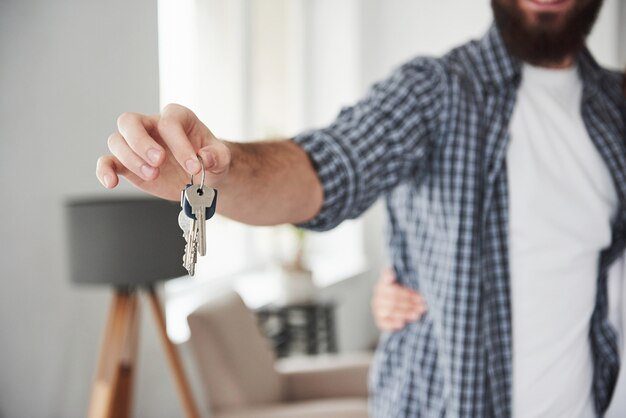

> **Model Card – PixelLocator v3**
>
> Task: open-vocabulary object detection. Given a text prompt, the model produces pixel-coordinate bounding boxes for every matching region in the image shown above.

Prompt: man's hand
[96,104,231,201]
[96,103,322,225]
[371,268,427,332]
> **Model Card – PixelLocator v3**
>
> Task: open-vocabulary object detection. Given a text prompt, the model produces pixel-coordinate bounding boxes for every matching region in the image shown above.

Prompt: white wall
[0,1,197,417]
[360,0,623,88]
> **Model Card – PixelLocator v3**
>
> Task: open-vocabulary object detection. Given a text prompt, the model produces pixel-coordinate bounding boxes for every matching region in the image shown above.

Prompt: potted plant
[275,226,316,304]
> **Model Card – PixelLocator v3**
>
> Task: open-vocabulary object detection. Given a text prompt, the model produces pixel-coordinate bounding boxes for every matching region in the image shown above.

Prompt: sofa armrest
[275,352,372,401]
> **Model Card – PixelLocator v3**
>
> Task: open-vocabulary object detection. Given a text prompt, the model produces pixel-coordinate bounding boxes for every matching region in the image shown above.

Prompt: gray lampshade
[66,197,187,286]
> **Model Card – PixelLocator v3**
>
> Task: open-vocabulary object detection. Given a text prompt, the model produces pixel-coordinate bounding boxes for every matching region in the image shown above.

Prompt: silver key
[178,210,196,275]
[179,189,193,274]
[185,219,198,276]
[178,210,191,235]
[179,153,214,275]
[185,185,215,257]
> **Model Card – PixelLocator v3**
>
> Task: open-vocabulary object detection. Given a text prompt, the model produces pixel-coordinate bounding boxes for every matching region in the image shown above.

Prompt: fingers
[116,112,165,168]
[96,154,142,189]
[107,132,160,181]
[372,269,428,332]
[157,104,231,179]
[375,316,406,332]
[375,305,420,331]
[157,104,204,174]
[96,155,119,188]
[374,289,426,321]
[99,104,231,200]
[198,141,231,176]
[376,281,421,305]
[111,105,215,186]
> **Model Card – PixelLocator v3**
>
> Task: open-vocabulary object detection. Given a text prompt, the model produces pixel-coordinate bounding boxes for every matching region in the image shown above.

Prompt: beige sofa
[187,291,372,417]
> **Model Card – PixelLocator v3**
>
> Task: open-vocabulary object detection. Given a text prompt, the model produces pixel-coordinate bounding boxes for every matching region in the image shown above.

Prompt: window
[159,0,368,343]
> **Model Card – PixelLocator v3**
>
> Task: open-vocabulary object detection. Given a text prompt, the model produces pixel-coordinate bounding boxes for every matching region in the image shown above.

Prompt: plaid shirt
[294,25,626,417]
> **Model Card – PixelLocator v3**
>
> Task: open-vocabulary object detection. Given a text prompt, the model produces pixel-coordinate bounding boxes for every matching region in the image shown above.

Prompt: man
[97,0,626,416]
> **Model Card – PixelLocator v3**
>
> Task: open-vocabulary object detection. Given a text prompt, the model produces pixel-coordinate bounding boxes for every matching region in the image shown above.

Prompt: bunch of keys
[178,155,218,276]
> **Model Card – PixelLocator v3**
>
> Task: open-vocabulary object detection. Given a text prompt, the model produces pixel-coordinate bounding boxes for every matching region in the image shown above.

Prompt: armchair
[187,291,371,417]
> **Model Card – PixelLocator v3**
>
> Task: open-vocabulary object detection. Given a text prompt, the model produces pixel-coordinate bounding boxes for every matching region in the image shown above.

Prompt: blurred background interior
[1,0,625,417]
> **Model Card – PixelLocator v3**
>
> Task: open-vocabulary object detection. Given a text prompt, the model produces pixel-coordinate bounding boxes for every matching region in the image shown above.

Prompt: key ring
[189,154,206,188]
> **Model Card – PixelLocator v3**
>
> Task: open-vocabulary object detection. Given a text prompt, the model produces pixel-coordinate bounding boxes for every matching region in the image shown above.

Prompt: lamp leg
[110,291,140,418]
[146,287,201,418]
[88,289,139,418]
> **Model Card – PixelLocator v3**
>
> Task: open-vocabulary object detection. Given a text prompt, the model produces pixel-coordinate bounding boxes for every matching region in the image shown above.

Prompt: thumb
[199,140,231,176]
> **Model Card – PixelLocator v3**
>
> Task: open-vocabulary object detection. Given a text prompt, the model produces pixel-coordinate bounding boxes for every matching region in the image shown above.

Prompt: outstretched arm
[97,60,441,230]
[96,104,323,226]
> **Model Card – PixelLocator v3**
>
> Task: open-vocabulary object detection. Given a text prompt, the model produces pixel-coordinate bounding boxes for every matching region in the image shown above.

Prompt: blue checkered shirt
[294,25,626,417]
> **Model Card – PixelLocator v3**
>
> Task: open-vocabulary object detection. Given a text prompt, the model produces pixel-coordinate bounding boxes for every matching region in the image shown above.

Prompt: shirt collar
[477,24,522,90]
[576,47,605,95]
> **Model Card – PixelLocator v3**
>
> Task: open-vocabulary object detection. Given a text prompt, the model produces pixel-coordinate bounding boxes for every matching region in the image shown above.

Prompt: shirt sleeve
[293,58,444,231]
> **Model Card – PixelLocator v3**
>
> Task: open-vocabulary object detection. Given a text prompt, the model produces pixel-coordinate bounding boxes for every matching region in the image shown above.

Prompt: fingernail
[147,148,162,164]
[141,164,156,178]
[186,158,200,173]
[103,174,112,188]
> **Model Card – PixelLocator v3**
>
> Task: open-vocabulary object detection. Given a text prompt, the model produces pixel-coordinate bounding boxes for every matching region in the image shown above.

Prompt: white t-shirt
[507,64,618,418]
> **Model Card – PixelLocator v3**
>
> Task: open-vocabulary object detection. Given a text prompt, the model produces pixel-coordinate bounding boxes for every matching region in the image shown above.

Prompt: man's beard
[491,0,603,66]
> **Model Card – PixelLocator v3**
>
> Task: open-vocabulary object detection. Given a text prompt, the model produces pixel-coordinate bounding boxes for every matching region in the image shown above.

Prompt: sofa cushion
[276,353,372,400]
[214,397,369,418]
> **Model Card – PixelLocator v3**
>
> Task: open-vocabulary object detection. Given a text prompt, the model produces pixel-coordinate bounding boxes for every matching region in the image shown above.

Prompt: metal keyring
[189,154,206,187]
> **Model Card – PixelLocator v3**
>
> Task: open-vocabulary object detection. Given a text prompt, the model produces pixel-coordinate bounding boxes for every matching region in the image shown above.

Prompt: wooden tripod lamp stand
[66,198,201,418]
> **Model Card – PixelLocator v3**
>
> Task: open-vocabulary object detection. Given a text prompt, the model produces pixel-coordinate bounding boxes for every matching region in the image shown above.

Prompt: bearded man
[97,0,626,416]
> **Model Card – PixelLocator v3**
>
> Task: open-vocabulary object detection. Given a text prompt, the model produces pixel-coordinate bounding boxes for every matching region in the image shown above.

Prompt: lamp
[66,197,200,418]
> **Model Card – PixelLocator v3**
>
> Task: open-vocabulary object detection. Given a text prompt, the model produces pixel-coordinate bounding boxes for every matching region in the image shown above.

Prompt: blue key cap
[182,184,217,220]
